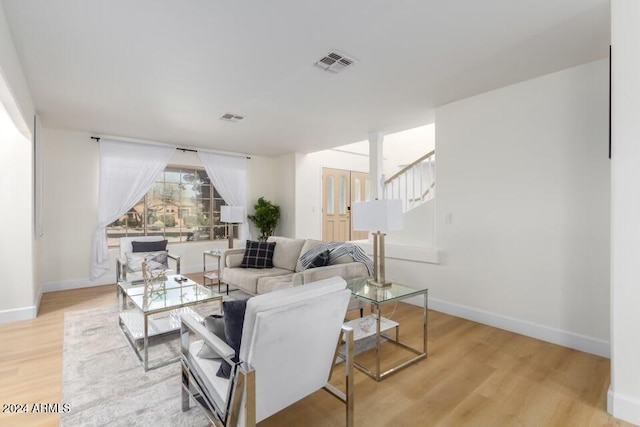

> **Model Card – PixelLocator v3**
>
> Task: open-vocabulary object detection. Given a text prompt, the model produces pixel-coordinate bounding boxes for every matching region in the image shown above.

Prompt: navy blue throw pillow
[131,239,168,253]
[240,240,276,269]
[216,299,248,379]
[307,249,331,269]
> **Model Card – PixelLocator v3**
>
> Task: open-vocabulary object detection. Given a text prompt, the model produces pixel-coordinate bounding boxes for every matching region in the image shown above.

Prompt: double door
[322,168,370,242]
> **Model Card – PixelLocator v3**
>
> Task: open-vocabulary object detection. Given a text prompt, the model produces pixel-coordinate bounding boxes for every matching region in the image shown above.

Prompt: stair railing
[384,150,435,212]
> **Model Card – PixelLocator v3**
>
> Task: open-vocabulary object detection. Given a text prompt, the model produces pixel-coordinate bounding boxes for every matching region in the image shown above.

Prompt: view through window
[106,166,236,246]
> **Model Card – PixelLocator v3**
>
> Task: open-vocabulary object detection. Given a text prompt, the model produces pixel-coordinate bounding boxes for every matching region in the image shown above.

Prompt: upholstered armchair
[115,236,181,283]
[180,277,355,427]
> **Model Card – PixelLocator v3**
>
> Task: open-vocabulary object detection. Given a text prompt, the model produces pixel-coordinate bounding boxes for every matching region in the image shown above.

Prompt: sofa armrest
[300,262,369,284]
[222,248,246,269]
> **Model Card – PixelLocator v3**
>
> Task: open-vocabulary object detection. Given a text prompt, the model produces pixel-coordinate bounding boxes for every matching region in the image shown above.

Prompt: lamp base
[367,278,392,288]
[227,223,234,249]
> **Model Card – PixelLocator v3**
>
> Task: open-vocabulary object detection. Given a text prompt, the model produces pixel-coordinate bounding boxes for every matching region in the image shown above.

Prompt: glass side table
[203,249,229,294]
[344,277,428,381]
[118,276,222,371]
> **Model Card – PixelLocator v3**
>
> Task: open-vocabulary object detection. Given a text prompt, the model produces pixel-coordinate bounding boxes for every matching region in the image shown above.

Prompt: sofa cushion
[241,240,276,269]
[333,254,354,264]
[256,273,295,294]
[187,341,229,411]
[223,267,293,294]
[301,261,369,285]
[295,239,324,272]
[267,236,305,271]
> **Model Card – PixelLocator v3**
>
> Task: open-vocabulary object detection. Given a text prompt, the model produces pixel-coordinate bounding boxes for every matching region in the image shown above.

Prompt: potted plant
[247,197,280,241]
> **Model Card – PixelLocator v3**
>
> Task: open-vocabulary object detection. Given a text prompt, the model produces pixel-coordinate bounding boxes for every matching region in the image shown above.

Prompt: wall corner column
[368,131,384,199]
[609,0,640,424]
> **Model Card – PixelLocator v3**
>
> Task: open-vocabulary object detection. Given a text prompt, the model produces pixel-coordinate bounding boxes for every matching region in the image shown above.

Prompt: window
[106,166,237,246]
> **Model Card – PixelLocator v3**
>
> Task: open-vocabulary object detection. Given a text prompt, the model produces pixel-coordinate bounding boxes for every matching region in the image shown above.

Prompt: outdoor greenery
[158,214,176,228]
[106,166,227,246]
[247,197,280,241]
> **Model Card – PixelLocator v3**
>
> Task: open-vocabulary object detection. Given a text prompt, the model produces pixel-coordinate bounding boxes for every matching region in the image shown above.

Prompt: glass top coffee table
[117,275,222,371]
[344,277,428,381]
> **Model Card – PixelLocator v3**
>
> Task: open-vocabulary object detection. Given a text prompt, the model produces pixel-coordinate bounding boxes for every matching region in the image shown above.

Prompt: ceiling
[1,0,610,156]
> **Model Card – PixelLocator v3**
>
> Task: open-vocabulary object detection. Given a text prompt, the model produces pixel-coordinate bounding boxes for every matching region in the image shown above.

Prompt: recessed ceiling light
[314,51,356,73]
[220,113,244,122]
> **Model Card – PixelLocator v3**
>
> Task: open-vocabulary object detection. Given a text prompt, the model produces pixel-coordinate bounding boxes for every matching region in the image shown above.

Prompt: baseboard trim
[0,305,37,324]
[608,387,640,425]
[41,264,205,293]
[403,295,609,358]
[42,277,115,293]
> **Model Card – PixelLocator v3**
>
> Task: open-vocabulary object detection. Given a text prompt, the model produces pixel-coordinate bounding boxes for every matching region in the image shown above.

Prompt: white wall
[239,152,296,239]
[608,1,640,424]
[0,4,33,138]
[382,123,435,178]
[386,199,435,247]
[0,3,36,323]
[273,153,296,238]
[0,100,34,320]
[389,59,611,356]
[333,123,436,179]
[37,128,285,291]
[294,149,369,240]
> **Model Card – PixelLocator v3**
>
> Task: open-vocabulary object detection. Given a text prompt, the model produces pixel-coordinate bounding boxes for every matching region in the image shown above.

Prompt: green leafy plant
[158,214,176,228]
[247,197,280,241]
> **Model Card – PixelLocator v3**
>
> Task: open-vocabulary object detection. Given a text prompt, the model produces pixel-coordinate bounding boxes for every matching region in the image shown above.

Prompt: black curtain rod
[90,136,250,159]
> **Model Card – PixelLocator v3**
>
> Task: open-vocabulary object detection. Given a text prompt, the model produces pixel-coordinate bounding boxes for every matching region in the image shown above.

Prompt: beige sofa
[221,236,369,295]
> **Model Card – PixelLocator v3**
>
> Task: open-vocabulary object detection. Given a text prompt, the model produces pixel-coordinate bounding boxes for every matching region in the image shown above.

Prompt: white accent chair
[180,276,355,427]
[115,236,181,283]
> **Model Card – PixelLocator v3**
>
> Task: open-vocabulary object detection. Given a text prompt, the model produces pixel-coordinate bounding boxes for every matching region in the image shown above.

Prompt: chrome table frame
[203,249,230,295]
[117,277,222,371]
[346,278,428,381]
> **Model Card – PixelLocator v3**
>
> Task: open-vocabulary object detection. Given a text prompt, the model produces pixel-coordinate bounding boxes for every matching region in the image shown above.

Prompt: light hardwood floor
[0,277,632,427]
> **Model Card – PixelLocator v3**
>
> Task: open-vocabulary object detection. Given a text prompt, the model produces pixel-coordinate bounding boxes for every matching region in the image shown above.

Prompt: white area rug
[60,295,248,426]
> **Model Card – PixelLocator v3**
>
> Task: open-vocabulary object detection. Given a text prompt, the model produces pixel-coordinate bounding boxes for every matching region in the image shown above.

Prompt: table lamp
[220,205,244,249]
[352,199,403,287]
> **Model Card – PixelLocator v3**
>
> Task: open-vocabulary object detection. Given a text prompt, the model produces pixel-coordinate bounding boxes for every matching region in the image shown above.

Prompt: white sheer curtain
[197,152,248,241]
[90,139,176,279]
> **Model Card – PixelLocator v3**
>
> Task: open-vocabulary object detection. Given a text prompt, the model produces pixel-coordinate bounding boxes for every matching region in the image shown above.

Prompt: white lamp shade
[220,205,245,223]
[352,199,403,232]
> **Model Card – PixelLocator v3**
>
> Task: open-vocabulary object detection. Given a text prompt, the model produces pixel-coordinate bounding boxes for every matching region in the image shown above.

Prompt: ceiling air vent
[220,113,244,123]
[314,51,356,73]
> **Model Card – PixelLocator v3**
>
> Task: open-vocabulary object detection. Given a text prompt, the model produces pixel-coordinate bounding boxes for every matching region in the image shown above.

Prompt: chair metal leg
[324,325,355,427]
[180,322,190,412]
[245,369,256,427]
[228,366,256,427]
[344,327,354,427]
[181,363,190,412]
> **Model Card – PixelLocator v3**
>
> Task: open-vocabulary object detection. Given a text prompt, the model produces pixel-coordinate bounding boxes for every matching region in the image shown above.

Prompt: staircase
[384,150,435,212]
